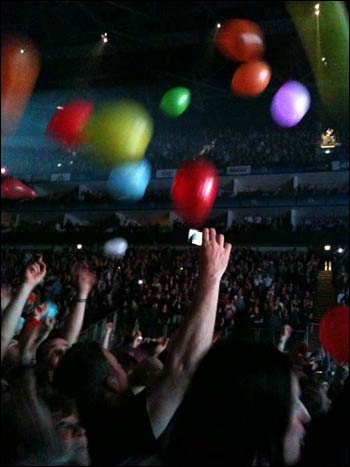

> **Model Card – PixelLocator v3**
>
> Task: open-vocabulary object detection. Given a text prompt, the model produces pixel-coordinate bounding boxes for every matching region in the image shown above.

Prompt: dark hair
[166,338,293,466]
[43,392,78,419]
[35,332,66,364]
[53,341,116,417]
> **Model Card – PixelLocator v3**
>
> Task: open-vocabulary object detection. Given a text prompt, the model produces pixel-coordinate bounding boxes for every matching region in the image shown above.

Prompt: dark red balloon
[46,100,94,149]
[1,177,36,200]
[320,305,349,364]
[215,19,265,62]
[171,160,219,226]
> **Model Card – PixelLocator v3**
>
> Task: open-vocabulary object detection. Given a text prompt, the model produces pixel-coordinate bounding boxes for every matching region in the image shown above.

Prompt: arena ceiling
[2,1,318,91]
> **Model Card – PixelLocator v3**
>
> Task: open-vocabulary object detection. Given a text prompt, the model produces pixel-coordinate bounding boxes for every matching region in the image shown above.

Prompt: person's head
[166,338,310,466]
[54,342,128,420]
[36,336,70,374]
[44,393,90,466]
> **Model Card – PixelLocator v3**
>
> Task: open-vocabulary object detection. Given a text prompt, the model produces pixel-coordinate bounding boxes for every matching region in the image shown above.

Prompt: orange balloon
[1,35,40,134]
[215,19,265,62]
[231,61,271,98]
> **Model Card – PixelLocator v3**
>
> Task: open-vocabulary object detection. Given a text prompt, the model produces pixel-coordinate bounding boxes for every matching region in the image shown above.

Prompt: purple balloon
[271,81,311,128]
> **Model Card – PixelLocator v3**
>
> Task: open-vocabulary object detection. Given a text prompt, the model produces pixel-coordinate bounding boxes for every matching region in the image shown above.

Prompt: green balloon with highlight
[160,87,191,117]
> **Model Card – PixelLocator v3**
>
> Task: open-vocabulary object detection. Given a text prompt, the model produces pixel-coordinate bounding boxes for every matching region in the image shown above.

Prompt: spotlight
[338,248,344,254]
[216,23,221,28]
[315,3,320,9]
[324,245,331,251]
[138,279,143,285]
[322,57,326,61]
[77,244,83,250]
[20,49,25,54]
[57,163,62,167]
[57,106,64,110]
[315,10,320,16]
[1,167,7,175]
[325,150,331,154]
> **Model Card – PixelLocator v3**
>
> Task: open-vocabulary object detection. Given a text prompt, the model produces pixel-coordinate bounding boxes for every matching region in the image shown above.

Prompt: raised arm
[146,228,231,438]
[62,262,96,346]
[102,322,115,350]
[277,324,293,352]
[1,257,47,363]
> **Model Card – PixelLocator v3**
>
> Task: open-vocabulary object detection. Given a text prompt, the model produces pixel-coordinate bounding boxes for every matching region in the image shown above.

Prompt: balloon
[271,81,311,128]
[286,1,349,121]
[103,237,128,258]
[15,317,26,335]
[1,177,36,200]
[231,61,271,98]
[1,35,40,135]
[42,301,59,320]
[85,100,153,166]
[107,159,152,202]
[320,305,349,364]
[215,19,265,62]
[46,100,93,149]
[171,160,219,226]
[160,87,191,117]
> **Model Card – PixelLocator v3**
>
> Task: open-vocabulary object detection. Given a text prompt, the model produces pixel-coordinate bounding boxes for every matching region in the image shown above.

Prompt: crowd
[2,243,320,338]
[332,248,349,306]
[148,126,349,169]
[2,214,349,238]
[1,230,348,466]
[2,125,349,180]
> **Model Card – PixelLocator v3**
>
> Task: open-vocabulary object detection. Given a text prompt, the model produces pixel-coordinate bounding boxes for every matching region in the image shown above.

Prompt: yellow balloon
[85,99,153,165]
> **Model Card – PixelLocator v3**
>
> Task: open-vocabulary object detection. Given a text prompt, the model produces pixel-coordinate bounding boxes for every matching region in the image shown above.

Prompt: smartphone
[188,229,203,246]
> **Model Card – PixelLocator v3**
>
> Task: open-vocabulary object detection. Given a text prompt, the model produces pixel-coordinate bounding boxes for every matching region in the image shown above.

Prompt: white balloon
[103,237,128,258]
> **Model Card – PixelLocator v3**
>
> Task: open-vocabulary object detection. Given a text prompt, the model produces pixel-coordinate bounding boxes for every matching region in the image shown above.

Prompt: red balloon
[1,35,40,135]
[46,100,94,149]
[171,160,219,226]
[231,61,271,98]
[320,305,349,364]
[1,177,36,200]
[215,19,265,62]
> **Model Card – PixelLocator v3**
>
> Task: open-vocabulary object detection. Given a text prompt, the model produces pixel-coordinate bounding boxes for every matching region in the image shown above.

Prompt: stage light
[138,279,143,285]
[216,23,221,28]
[324,245,331,251]
[1,167,7,175]
[338,248,344,254]
[57,163,62,167]
[20,49,25,54]
[77,244,83,250]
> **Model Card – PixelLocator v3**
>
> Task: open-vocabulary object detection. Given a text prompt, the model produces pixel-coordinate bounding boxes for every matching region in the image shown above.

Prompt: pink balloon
[171,160,219,226]
[1,177,36,200]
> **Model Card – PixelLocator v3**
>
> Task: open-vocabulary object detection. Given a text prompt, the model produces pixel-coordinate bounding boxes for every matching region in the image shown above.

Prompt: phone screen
[188,229,203,246]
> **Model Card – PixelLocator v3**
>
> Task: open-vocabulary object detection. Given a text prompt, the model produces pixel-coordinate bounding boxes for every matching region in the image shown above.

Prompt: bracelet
[77,298,88,303]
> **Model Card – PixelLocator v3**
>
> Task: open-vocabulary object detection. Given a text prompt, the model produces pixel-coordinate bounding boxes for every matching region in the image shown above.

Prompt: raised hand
[200,228,232,282]
[24,256,47,289]
[73,262,96,296]
[33,303,48,321]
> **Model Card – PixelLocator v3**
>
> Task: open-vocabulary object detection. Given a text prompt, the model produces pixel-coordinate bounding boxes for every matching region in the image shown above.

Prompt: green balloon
[160,87,191,117]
